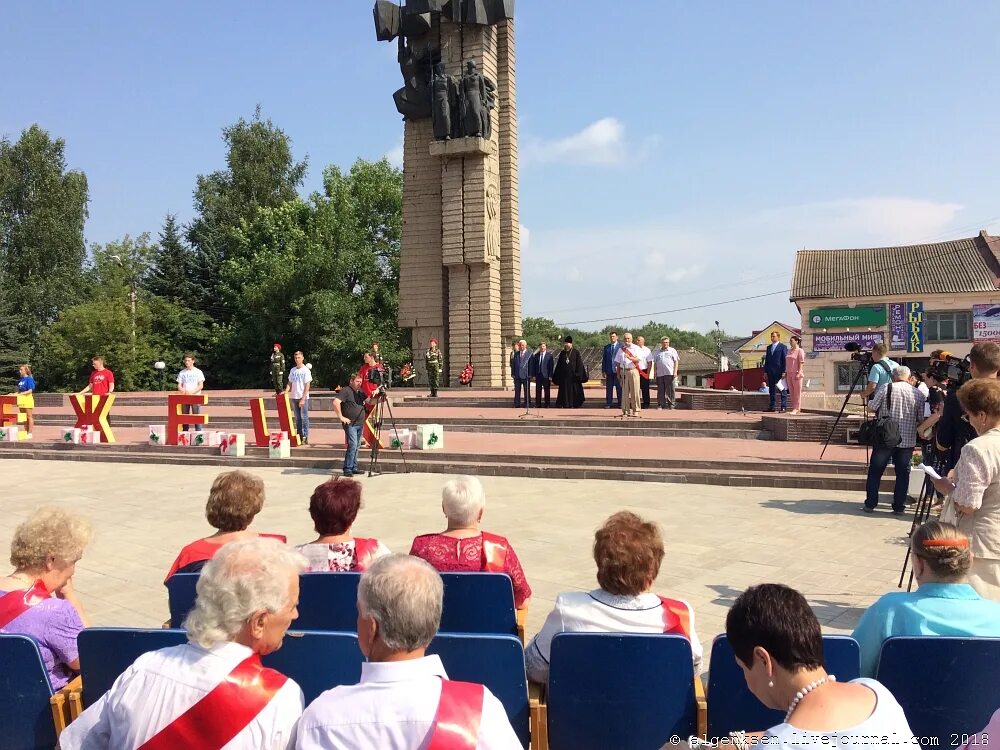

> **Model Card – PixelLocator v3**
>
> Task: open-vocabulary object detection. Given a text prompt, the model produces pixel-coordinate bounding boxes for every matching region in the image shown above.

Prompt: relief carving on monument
[485,181,500,261]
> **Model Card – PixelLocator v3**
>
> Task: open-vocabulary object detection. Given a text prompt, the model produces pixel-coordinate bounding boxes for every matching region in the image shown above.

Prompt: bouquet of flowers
[459,362,474,385]
[399,362,415,382]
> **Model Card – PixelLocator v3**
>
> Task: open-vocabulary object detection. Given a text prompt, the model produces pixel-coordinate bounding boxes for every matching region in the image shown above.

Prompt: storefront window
[835,361,864,393]
[925,311,971,342]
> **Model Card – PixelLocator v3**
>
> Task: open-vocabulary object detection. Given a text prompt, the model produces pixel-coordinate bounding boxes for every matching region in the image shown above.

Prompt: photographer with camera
[861,342,899,400]
[935,342,1000,471]
[863,366,925,515]
[334,373,371,478]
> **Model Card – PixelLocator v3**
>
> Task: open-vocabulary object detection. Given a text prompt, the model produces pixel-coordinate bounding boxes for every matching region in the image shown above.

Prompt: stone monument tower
[374,0,520,387]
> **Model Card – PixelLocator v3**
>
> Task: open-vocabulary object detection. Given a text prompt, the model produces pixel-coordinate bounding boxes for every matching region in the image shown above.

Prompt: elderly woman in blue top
[852,520,1000,677]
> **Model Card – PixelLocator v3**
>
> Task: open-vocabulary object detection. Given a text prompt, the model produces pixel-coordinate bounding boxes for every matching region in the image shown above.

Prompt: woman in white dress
[724,583,916,749]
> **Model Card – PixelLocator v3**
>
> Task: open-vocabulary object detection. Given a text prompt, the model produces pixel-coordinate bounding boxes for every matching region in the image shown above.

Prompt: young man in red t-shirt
[79,356,115,396]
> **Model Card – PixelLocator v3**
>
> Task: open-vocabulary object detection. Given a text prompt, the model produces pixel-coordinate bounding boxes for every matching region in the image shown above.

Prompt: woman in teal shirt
[853,520,1000,677]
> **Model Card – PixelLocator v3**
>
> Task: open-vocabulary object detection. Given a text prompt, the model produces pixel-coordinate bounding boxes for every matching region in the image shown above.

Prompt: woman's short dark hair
[310,477,363,536]
[725,584,824,672]
[593,511,664,596]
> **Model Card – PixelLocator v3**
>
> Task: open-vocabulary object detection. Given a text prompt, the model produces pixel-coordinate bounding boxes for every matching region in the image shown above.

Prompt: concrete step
[0,443,891,493]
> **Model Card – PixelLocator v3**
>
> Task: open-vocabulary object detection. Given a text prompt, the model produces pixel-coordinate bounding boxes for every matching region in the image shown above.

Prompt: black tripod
[898,449,945,591]
[820,358,871,462]
[366,392,409,477]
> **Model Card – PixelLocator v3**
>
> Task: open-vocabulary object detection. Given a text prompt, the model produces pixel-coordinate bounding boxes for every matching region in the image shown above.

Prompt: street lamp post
[110,255,137,356]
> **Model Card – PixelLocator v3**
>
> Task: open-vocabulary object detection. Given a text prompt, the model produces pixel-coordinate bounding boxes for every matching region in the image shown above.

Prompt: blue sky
[5,1,1000,336]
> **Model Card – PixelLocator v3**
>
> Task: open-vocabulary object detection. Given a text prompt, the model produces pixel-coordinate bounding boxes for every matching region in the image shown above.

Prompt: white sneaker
[25,433,33,439]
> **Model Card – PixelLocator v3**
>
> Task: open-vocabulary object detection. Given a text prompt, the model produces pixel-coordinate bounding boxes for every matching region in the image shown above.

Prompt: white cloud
[519,223,530,255]
[385,142,404,169]
[523,117,630,166]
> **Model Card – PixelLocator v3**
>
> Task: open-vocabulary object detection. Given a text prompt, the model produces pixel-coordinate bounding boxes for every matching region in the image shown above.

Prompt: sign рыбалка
[808,305,886,328]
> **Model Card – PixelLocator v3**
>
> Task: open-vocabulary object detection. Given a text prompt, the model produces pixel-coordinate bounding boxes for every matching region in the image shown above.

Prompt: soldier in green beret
[425,338,443,397]
[270,343,285,395]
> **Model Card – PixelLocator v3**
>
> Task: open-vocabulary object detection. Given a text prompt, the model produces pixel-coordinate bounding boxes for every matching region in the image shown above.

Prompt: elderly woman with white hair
[60,538,306,750]
[0,507,92,690]
[864,364,926,515]
[409,475,531,608]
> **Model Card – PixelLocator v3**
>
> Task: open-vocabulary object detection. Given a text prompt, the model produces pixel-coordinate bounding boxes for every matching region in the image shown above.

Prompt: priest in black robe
[553,336,587,408]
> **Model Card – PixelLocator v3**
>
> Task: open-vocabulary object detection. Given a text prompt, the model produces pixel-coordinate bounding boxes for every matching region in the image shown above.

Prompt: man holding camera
[861,342,899,400]
[936,342,1000,470]
[334,373,369,477]
[864,366,925,515]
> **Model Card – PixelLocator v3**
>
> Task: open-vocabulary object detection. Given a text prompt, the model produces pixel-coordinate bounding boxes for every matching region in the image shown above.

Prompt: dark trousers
[767,373,788,410]
[656,375,676,407]
[605,374,621,407]
[865,445,914,511]
[640,371,651,408]
[535,378,551,408]
[181,403,203,432]
[514,378,529,407]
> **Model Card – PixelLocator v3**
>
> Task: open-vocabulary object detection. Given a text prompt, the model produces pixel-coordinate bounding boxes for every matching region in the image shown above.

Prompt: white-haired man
[60,539,306,749]
[864,365,926,515]
[296,554,521,749]
[613,332,643,417]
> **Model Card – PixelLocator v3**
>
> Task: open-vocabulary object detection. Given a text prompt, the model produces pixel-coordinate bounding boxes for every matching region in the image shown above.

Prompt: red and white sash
[138,654,287,750]
[480,532,508,573]
[426,679,485,750]
[0,580,49,629]
[353,537,380,571]
[658,596,692,639]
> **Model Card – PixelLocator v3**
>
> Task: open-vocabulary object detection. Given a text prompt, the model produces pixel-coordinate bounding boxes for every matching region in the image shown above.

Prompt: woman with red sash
[60,539,306,750]
[524,511,703,684]
[295,477,391,572]
[409,475,532,608]
[165,470,287,581]
[0,507,93,689]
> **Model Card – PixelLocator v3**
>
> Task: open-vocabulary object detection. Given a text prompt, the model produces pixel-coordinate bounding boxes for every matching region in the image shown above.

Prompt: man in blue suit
[529,341,555,408]
[510,339,532,408]
[763,330,788,412]
[602,331,622,409]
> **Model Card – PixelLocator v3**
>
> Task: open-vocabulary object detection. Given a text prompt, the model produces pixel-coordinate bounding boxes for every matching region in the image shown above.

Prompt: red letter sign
[167,394,209,445]
[70,395,116,443]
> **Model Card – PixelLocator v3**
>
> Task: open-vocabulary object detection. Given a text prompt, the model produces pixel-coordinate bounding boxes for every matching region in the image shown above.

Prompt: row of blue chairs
[4,629,997,750]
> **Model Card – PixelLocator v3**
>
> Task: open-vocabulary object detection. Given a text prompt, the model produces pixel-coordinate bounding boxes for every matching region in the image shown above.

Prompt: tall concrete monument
[374,0,520,387]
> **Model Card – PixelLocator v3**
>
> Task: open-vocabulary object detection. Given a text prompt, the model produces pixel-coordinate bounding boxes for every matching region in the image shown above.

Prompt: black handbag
[858,380,902,448]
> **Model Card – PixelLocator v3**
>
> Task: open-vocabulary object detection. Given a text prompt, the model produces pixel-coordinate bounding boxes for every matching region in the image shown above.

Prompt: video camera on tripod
[845,341,874,363]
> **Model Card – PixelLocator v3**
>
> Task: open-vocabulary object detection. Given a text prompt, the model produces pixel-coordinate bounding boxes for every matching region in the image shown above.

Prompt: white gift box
[62,428,82,444]
[80,429,101,445]
[148,425,166,446]
[269,438,290,459]
[416,424,444,450]
[220,433,245,457]
[208,431,227,447]
[390,428,416,449]
[190,431,208,447]
[0,426,19,442]
[176,432,192,447]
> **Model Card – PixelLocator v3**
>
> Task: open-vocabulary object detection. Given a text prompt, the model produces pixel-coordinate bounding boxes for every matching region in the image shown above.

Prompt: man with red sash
[60,539,306,750]
[297,554,521,749]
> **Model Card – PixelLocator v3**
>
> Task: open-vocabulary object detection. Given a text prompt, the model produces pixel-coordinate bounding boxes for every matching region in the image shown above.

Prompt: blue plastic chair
[547,633,697,750]
[165,572,199,628]
[427,633,530,749]
[706,634,861,739]
[0,633,67,750]
[876,636,1000,745]
[439,573,517,636]
[78,628,362,707]
[295,573,363,631]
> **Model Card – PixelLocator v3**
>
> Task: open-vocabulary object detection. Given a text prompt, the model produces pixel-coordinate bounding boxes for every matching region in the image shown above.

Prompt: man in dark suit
[602,331,622,409]
[763,331,788,412]
[529,341,555,408]
[510,339,531,408]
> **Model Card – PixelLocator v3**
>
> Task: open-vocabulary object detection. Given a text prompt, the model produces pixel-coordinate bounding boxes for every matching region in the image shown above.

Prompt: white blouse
[59,641,304,750]
[524,589,703,684]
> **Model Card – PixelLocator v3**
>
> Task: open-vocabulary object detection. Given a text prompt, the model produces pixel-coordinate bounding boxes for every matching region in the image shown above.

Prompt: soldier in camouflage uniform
[270,343,285,394]
[425,338,443,397]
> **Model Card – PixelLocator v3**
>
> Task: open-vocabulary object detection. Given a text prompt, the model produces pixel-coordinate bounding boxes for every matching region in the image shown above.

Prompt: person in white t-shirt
[177,354,206,432]
[724,583,915,749]
[636,336,653,409]
[285,351,313,444]
[652,337,680,409]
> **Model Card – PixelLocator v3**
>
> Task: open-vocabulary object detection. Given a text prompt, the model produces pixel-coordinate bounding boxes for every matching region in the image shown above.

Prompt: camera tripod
[366,392,409,477]
[898,453,944,591]
[820,357,871,463]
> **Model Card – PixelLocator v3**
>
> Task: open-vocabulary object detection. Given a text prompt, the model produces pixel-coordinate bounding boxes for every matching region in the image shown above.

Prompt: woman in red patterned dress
[409,475,531,609]
[296,477,390,572]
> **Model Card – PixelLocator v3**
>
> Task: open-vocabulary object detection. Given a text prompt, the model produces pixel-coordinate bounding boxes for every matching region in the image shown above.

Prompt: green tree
[187,106,308,321]
[145,214,199,307]
[213,158,404,387]
[0,125,88,359]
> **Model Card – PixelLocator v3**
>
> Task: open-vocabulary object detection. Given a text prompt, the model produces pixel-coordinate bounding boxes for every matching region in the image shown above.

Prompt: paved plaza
[2,459,915,666]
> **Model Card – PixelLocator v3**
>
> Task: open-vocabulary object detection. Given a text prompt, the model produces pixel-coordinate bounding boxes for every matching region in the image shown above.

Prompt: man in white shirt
[176,354,206,432]
[613,332,644,417]
[285,350,313,444]
[60,538,306,749]
[636,335,652,409]
[297,554,521,749]
[653,337,680,409]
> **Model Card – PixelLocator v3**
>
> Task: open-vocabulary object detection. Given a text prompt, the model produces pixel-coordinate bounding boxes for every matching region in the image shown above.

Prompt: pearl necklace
[785,674,836,723]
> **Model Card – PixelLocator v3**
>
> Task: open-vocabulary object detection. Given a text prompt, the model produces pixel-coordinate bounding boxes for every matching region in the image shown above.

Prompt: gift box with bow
[148,425,166,446]
[62,428,82,444]
[416,424,444,450]
[0,426,19,442]
[220,433,246,457]
[80,429,101,445]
